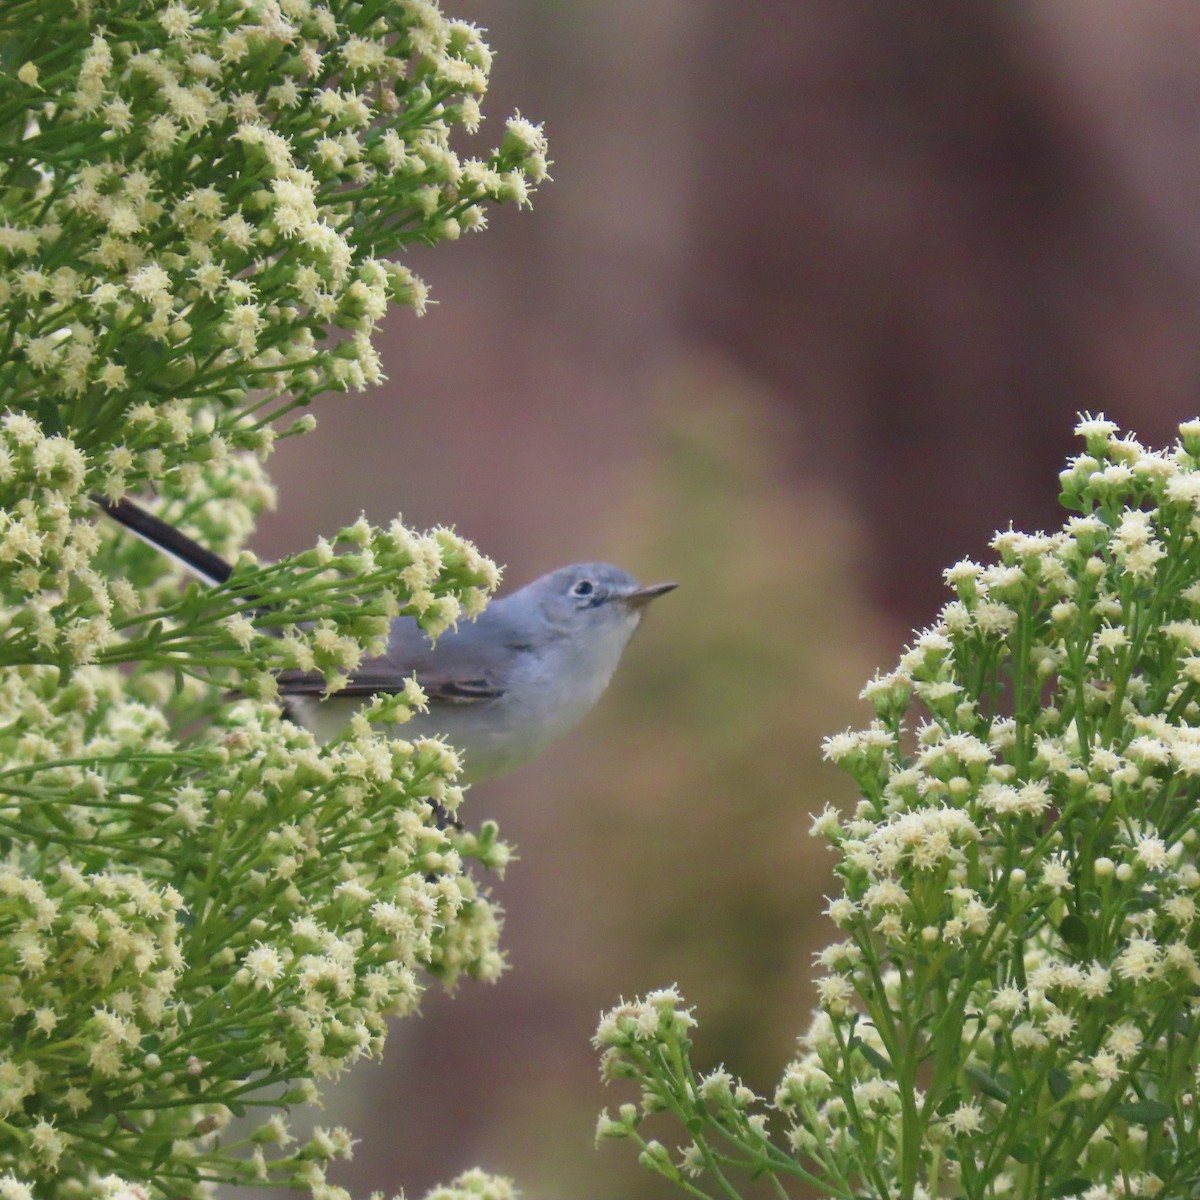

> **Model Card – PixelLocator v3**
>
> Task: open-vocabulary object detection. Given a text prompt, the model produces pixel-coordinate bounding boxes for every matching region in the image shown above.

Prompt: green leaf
[1049,1178,1092,1198]
[964,1065,1010,1103]
[1009,1143,1035,1163]
[1112,1098,1172,1124]
[36,393,60,435]
[941,949,967,979]
[853,1040,892,1073]
[40,803,75,837]
[1047,1068,1071,1101]
[1058,913,1089,949]
[3,166,42,192]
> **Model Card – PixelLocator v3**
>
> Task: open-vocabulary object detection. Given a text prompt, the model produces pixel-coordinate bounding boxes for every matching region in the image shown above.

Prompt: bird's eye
[572,579,595,597]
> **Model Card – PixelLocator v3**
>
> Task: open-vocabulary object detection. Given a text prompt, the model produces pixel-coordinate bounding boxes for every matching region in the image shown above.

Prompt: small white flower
[1075,413,1119,439]
[1107,1022,1144,1061]
[1115,936,1161,982]
[945,1101,984,1135]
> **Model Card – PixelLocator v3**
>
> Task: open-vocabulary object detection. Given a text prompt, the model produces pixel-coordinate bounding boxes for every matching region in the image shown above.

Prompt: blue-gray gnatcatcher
[96,498,677,782]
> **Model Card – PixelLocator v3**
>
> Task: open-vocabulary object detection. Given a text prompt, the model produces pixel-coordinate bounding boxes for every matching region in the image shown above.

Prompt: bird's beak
[622,581,679,610]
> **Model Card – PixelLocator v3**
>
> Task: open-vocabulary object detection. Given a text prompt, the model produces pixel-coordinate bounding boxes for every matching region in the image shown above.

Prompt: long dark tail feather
[92,495,234,586]
[92,499,378,772]
[92,493,301,719]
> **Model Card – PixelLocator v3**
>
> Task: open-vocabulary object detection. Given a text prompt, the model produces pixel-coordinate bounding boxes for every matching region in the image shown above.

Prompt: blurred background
[258,3,1200,1196]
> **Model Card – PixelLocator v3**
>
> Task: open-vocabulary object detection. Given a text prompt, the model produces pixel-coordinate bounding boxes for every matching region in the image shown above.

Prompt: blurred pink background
[256,4,1200,1197]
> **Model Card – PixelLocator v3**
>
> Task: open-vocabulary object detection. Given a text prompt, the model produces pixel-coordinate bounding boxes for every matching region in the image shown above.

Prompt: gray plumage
[282,563,677,781]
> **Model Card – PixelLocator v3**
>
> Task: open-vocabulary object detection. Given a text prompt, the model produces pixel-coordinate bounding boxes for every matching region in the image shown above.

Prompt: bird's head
[527,563,677,649]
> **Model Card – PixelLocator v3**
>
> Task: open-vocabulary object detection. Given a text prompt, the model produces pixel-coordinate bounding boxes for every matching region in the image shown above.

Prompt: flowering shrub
[596,417,1200,1200]
[0,0,547,445]
[0,1,543,1196]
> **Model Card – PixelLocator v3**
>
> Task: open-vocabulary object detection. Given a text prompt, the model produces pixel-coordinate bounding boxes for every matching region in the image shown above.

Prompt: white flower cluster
[0,0,547,500]
[421,1168,519,1200]
[0,412,115,665]
[0,460,504,1199]
[0,5,541,1198]
[0,661,509,1196]
[594,988,777,1188]
[0,407,277,685]
[791,415,1200,1195]
[593,986,698,1059]
[596,418,1200,1199]
[0,404,505,1198]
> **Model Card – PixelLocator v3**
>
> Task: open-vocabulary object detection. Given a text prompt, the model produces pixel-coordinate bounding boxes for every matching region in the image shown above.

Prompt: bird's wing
[274,669,504,703]
[275,610,519,704]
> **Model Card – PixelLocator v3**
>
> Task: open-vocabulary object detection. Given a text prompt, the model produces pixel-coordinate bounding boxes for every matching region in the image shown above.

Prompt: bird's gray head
[521,563,678,643]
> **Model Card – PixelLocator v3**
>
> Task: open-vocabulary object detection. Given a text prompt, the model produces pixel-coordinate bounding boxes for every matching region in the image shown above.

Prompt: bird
[280,563,677,779]
[95,497,677,782]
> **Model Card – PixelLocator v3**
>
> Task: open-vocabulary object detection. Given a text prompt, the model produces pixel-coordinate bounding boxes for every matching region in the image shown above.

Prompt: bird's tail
[92,495,235,586]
